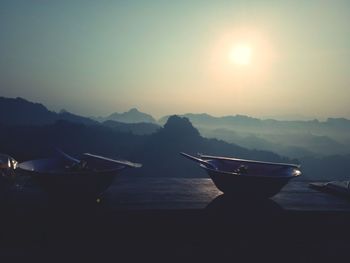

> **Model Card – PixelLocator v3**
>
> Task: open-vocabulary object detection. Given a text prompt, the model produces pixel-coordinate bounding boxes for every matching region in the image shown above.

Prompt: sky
[1,0,350,119]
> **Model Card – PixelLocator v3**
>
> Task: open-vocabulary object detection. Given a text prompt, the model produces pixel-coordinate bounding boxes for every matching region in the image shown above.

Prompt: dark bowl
[206,168,296,199]
[180,152,301,199]
[17,157,125,200]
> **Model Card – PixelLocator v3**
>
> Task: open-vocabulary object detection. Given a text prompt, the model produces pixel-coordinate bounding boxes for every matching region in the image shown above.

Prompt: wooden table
[5,177,350,211]
[102,177,350,212]
[2,177,350,262]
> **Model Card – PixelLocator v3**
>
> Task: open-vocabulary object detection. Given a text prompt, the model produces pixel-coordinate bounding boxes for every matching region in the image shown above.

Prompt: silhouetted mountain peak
[106,108,156,123]
[0,96,97,126]
[1,97,49,112]
[162,115,200,138]
[128,108,139,113]
[0,96,56,125]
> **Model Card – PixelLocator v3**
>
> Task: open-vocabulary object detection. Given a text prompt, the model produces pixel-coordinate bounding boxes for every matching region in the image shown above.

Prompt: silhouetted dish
[17,151,142,200]
[181,152,301,198]
[0,154,18,193]
[206,194,283,214]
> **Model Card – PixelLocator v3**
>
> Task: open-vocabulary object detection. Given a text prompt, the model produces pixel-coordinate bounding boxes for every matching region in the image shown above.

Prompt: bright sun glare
[229,44,252,65]
[210,29,275,82]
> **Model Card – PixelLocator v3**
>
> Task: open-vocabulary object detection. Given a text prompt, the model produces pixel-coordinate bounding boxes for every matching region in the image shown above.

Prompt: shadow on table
[206,194,283,215]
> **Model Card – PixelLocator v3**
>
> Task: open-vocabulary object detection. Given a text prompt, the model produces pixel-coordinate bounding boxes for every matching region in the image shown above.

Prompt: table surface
[7,177,350,212]
[102,177,350,212]
[3,176,350,263]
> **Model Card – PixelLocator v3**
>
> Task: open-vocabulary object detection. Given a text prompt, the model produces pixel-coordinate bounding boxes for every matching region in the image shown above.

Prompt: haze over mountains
[93,108,156,124]
[160,114,350,158]
[2,96,350,158]
[0,97,289,178]
[0,97,159,135]
[0,97,97,126]
[1,96,350,180]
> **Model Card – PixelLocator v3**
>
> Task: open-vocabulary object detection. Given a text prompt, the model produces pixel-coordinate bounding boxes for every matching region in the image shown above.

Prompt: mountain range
[1,96,350,180]
[160,113,350,158]
[0,114,290,179]
[0,97,97,126]
[159,113,350,137]
[0,97,159,135]
[93,108,156,123]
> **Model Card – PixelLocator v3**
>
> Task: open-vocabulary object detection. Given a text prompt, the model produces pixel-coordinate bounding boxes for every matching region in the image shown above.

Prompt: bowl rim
[201,164,301,179]
[17,166,125,177]
[199,154,301,169]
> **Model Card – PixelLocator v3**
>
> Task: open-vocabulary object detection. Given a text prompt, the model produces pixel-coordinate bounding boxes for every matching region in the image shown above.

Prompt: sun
[229,44,253,65]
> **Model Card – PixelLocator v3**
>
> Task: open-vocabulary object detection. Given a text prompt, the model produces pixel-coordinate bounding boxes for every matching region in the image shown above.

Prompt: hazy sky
[1,1,350,119]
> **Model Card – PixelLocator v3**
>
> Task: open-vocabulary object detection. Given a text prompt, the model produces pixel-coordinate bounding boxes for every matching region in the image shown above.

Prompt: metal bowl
[181,152,301,198]
[17,152,141,200]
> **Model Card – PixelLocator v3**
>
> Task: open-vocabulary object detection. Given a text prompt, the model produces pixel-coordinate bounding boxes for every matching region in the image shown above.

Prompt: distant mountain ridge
[159,113,350,158]
[159,113,350,131]
[0,115,292,178]
[94,108,156,123]
[0,97,160,136]
[102,120,160,135]
[1,113,348,180]
[2,96,350,159]
[0,97,97,126]
[0,97,349,180]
